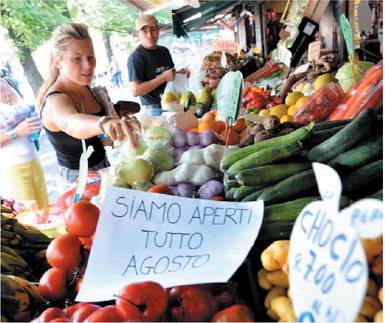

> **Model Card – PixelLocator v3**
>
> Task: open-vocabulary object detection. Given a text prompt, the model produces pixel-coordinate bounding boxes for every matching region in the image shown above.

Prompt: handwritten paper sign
[76,187,264,302]
[289,201,368,322]
[216,71,243,125]
[289,163,368,322]
[312,162,342,214]
[347,199,383,239]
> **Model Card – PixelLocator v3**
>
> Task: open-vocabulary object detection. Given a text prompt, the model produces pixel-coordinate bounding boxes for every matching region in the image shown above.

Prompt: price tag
[216,71,243,125]
[346,199,383,239]
[312,163,342,214]
[289,200,368,322]
[308,41,321,61]
[340,14,354,58]
[277,44,292,67]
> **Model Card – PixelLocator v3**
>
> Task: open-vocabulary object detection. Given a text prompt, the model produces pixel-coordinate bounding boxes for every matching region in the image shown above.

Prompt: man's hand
[160,68,175,82]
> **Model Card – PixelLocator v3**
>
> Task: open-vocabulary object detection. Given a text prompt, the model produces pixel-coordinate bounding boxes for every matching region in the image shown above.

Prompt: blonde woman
[36,22,139,186]
[0,78,48,208]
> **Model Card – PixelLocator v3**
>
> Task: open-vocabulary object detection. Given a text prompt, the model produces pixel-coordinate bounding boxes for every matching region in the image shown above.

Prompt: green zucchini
[226,141,303,177]
[328,134,383,171]
[367,189,383,200]
[233,186,262,201]
[305,125,346,148]
[241,189,264,202]
[342,159,383,194]
[308,109,378,162]
[258,169,317,205]
[313,119,351,131]
[225,187,238,200]
[257,221,294,240]
[264,195,351,223]
[220,122,314,170]
[236,162,311,187]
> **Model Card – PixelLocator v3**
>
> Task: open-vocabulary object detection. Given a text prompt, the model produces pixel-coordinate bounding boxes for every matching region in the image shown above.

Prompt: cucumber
[328,134,383,170]
[367,189,383,200]
[241,189,264,202]
[236,162,311,187]
[225,187,238,200]
[264,195,351,223]
[342,159,383,195]
[264,197,320,223]
[220,122,314,170]
[258,169,317,205]
[226,141,303,177]
[305,125,346,148]
[257,221,294,240]
[309,109,378,162]
[313,119,351,131]
[233,186,262,201]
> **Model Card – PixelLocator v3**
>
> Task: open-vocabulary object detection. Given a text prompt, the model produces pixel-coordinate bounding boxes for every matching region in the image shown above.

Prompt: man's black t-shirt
[127,45,174,105]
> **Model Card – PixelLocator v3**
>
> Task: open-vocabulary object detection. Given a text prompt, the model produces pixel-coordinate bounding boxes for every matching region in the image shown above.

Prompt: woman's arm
[0,117,41,146]
[44,94,140,144]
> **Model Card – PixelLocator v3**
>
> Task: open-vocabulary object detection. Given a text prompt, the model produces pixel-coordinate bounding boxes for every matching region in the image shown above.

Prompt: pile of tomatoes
[242,87,281,110]
[38,200,99,302]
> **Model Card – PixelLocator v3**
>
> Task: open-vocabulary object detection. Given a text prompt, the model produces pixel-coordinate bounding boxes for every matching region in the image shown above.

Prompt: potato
[257,268,273,290]
[261,240,290,271]
[359,296,382,319]
[374,310,383,322]
[271,296,296,322]
[367,278,379,297]
[266,270,289,288]
[264,286,286,308]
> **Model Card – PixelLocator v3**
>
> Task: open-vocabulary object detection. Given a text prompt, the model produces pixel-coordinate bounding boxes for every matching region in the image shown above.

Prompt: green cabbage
[143,146,174,173]
[335,61,374,92]
[143,126,172,146]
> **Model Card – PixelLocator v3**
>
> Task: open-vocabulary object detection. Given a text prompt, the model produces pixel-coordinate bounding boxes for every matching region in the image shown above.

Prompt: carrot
[328,64,383,120]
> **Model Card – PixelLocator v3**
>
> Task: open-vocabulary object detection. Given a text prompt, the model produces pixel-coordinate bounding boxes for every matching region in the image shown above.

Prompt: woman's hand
[102,117,141,147]
[14,116,42,137]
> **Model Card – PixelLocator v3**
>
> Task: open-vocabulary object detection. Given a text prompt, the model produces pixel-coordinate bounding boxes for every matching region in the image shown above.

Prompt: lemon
[259,109,271,117]
[280,115,293,123]
[270,104,288,118]
[285,92,304,106]
[287,105,298,117]
[314,73,336,90]
[295,96,309,109]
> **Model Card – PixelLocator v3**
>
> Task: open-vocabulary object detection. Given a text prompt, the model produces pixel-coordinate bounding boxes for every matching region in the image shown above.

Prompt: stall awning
[125,0,174,14]
[172,0,240,38]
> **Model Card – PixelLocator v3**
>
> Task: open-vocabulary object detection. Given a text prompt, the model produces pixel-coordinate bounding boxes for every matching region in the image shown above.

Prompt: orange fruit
[231,118,246,132]
[220,129,240,145]
[202,110,217,121]
[198,119,217,133]
[215,120,227,133]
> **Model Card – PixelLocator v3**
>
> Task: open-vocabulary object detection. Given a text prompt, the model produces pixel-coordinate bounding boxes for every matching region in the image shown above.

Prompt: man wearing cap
[128,14,176,116]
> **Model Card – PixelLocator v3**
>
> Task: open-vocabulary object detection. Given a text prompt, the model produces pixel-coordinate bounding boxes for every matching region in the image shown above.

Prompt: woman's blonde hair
[36,22,91,110]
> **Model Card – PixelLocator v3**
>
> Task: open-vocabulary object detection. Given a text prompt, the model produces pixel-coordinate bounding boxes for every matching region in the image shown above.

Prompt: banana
[1,275,32,321]
[1,228,16,240]
[13,222,51,243]
[1,251,29,269]
[1,245,22,259]
[9,275,47,308]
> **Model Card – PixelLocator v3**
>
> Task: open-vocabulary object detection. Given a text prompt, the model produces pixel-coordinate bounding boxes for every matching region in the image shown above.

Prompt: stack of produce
[256,237,383,322]
[222,109,382,239]
[201,51,226,95]
[1,209,51,281]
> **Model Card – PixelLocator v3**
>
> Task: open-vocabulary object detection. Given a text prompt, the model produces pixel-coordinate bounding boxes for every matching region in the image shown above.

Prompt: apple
[211,304,255,322]
[115,281,168,321]
[168,285,219,321]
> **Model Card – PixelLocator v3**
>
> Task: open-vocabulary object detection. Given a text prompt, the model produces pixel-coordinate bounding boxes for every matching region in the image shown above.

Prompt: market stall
[1,0,383,322]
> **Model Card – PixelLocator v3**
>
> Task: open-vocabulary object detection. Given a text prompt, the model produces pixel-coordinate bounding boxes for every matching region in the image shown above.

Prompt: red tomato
[211,196,224,201]
[46,233,81,271]
[38,268,67,301]
[84,305,123,322]
[56,183,101,208]
[63,303,88,320]
[72,304,100,323]
[79,235,93,250]
[65,200,100,237]
[50,318,69,322]
[38,307,65,322]
[147,184,174,195]
[211,304,255,322]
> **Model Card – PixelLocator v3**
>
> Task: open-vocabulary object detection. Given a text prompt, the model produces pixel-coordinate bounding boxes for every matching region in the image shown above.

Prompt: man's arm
[130,68,175,97]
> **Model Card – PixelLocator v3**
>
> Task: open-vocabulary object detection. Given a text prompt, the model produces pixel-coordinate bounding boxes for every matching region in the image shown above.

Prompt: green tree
[1,0,70,95]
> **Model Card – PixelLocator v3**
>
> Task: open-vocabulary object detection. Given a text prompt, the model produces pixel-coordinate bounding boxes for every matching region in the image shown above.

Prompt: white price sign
[76,187,264,302]
[289,201,368,322]
[290,164,368,322]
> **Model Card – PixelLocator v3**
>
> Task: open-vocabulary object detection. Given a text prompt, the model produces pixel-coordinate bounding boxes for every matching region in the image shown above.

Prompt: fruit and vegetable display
[1,43,383,323]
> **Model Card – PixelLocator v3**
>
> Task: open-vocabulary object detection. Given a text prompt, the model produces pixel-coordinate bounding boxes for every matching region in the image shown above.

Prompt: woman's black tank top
[41,89,106,169]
